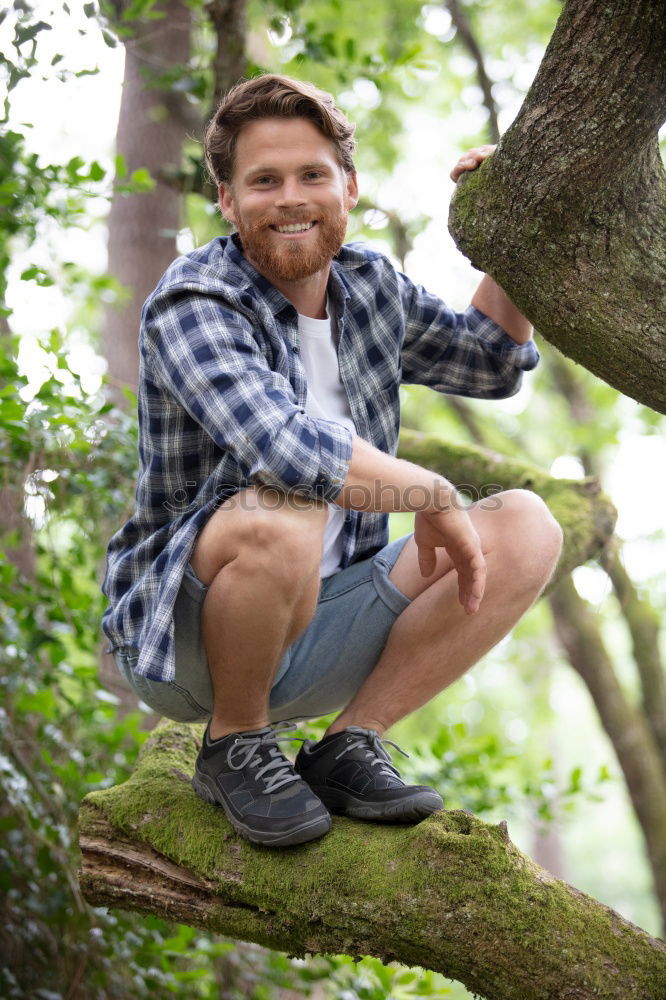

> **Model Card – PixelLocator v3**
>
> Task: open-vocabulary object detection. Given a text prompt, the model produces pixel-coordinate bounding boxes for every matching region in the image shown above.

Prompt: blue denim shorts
[113,533,414,724]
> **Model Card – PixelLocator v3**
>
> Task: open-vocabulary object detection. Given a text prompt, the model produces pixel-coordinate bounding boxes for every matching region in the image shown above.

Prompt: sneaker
[191,721,332,847]
[294,725,444,823]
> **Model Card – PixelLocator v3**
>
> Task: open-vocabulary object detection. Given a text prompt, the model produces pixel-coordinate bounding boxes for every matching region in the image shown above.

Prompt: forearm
[471,274,533,344]
[332,435,455,513]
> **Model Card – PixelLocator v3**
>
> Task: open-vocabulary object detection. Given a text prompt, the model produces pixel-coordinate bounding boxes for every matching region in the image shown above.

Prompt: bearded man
[102,74,562,847]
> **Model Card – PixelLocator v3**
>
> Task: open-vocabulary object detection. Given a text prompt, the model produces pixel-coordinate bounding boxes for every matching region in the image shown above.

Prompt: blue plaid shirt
[101,235,539,682]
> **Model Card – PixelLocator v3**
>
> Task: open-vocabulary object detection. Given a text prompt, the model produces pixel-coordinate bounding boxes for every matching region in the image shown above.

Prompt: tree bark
[78,721,666,1000]
[448,0,666,413]
[103,0,192,401]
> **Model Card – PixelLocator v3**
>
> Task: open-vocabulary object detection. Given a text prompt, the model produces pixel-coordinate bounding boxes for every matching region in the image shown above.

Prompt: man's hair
[204,74,356,186]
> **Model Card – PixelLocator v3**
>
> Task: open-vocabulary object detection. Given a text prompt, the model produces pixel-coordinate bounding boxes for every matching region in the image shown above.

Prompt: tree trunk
[549,576,666,932]
[208,0,248,109]
[448,0,666,413]
[601,545,666,766]
[102,0,192,400]
[78,721,666,1000]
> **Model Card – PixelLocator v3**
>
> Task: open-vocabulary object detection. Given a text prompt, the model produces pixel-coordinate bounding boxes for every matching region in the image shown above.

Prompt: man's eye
[254,176,274,185]
[304,171,323,181]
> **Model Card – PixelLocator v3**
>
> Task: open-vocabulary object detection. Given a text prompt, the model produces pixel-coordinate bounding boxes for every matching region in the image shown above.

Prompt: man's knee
[192,486,328,584]
[246,488,328,568]
[494,489,563,581]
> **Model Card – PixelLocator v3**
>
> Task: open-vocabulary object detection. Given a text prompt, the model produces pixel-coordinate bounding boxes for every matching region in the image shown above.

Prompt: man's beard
[235,206,348,282]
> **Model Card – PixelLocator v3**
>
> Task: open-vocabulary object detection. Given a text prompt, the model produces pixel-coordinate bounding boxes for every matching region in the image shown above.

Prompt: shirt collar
[224,234,295,320]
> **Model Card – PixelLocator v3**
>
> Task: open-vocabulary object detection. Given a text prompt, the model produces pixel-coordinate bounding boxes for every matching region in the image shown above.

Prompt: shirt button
[292,345,300,353]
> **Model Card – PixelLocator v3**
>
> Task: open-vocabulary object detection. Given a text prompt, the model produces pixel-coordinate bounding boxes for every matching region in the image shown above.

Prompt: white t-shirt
[297,302,355,578]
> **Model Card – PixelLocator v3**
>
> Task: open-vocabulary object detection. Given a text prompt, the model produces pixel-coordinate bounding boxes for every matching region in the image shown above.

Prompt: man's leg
[190,485,328,739]
[189,486,333,847]
[294,490,562,822]
[328,489,563,736]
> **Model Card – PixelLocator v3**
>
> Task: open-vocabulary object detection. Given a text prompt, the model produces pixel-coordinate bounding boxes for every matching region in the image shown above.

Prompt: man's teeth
[273,222,315,233]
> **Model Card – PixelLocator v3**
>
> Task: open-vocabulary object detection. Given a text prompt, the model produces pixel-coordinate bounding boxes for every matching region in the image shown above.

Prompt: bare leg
[326,490,563,736]
[190,487,328,739]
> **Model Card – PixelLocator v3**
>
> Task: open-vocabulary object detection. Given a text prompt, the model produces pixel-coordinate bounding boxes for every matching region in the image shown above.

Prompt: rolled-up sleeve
[143,287,353,501]
[399,274,539,399]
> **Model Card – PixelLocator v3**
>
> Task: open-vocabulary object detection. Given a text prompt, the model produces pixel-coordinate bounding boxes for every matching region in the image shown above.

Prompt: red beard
[235,207,349,282]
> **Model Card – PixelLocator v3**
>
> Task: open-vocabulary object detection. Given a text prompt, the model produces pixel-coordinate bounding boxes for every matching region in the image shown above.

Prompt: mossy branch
[79,721,666,1000]
[396,428,617,579]
[448,0,666,413]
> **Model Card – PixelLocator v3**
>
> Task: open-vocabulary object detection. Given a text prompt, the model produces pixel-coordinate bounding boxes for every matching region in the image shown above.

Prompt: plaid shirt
[101,235,539,682]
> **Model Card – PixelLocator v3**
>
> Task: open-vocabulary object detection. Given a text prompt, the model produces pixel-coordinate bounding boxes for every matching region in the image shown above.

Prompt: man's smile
[270,221,317,234]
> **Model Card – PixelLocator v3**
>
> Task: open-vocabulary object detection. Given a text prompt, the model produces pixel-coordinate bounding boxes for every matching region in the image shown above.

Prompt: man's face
[219,117,358,284]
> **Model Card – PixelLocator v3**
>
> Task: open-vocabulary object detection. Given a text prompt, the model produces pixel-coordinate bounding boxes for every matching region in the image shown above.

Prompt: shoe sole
[191,772,332,847]
[311,785,444,823]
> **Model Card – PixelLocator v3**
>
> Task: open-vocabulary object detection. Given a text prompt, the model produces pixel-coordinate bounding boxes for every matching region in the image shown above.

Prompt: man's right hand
[413,507,486,615]
[335,435,487,613]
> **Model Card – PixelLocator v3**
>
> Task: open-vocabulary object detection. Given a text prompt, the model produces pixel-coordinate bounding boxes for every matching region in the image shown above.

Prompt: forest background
[1,0,665,997]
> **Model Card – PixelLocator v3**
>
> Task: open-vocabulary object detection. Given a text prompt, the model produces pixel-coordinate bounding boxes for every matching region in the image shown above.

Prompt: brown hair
[204,74,356,186]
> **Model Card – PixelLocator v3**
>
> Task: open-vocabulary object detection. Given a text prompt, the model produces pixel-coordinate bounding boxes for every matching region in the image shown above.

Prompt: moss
[397,428,617,577]
[80,720,666,997]
[446,100,666,414]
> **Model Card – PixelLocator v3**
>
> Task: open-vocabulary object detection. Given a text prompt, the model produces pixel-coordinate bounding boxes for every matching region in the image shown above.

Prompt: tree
[449,0,666,413]
[440,0,666,925]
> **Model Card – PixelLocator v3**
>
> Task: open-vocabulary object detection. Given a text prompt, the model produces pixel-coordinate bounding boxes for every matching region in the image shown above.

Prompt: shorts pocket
[113,646,209,722]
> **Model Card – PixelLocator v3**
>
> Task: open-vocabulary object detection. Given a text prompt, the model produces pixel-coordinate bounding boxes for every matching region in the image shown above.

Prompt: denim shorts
[113,532,413,724]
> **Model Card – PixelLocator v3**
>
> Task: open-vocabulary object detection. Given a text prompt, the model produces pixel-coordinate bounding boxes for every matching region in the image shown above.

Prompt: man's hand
[450,144,496,183]
[413,507,486,615]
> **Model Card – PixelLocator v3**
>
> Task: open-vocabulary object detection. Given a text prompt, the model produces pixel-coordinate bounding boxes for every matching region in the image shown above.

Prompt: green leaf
[14,20,52,47]
[88,160,105,182]
[114,153,127,179]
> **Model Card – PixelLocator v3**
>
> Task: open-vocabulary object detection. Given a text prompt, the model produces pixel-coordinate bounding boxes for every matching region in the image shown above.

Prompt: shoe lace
[334,725,409,780]
[227,722,305,795]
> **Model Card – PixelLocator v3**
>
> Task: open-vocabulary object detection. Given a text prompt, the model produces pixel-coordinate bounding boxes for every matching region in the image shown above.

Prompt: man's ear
[346,171,359,210]
[218,183,236,225]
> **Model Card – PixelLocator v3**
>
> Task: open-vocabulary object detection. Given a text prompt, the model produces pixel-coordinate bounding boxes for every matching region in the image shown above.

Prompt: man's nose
[275,178,307,207]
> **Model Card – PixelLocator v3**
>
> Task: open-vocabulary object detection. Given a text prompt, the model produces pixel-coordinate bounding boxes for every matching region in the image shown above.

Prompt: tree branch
[601,545,666,768]
[448,0,666,413]
[78,721,666,1000]
[397,428,617,578]
[541,347,666,770]
[549,576,666,930]
[444,0,500,143]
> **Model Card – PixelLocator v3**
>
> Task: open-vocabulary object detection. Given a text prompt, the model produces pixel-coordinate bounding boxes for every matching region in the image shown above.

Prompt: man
[102,74,562,848]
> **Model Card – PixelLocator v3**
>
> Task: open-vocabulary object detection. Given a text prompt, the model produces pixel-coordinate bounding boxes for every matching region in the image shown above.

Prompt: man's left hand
[450,145,496,183]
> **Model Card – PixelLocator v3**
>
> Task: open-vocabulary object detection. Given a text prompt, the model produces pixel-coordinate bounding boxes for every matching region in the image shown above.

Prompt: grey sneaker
[294,725,444,822]
[192,722,332,847]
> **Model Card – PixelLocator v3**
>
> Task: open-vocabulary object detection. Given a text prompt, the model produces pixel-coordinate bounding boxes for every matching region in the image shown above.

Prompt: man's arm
[471,274,533,345]
[142,285,353,502]
[332,435,486,615]
[451,146,533,345]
